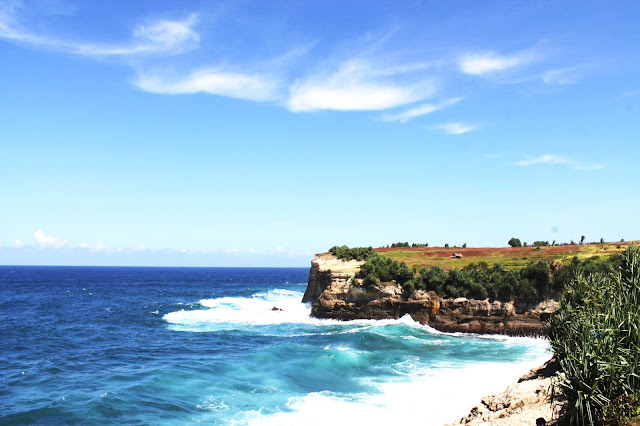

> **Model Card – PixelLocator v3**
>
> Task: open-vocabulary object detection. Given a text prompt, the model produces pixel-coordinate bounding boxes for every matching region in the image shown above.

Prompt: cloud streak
[379,97,462,123]
[458,48,538,76]
[0,9,200,57]
[515,154,604,170]
[135,68,278,101]
[542,67,580,85]
[459,53,521,75]
[430,122,476,135]
[287,59,436,112]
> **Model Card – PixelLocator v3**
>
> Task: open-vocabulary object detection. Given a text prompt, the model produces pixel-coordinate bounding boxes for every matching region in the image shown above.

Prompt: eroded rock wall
[431,298,559,336]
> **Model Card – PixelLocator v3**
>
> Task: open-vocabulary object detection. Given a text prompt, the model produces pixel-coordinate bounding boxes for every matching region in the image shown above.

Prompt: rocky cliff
[303,253,558,336]
[431,297,558,336]
[446,358,566,425]
[304,253,440,322]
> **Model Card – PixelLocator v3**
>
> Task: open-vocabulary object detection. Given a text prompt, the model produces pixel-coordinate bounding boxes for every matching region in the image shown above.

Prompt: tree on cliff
[508,237,522,248]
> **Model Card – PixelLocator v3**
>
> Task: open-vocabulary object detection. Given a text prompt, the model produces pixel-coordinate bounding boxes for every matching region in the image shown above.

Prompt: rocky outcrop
[303,253,558,336]
[304,253,440,322]
[446,358,567,425]
[431,298,559,336]
[302,252,365,303]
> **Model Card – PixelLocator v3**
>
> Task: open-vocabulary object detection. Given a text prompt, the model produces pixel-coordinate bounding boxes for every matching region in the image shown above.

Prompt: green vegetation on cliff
[328,245,375,261]
[355,254,414,289]
[411,262,546,300]
[546,244,640,425]
[331,245,622,302]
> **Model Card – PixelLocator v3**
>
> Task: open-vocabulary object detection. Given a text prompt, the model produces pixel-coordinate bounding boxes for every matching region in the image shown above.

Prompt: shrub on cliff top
[329,245,375,261]
[355,254,414,286]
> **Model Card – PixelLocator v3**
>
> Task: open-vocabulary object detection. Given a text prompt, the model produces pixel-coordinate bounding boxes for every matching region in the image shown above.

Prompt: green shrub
[599,394,640,425]
[520,261,550,296]
[362,274,378,289]
[533,240,550,247]
[356,254,414,288]
[329,245,375,261]
[546,244,640,425]
[391,242,410,248]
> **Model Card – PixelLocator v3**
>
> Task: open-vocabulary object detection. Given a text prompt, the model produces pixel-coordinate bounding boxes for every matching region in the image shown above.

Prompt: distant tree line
[509,236,627,247]
[386,242,430,248]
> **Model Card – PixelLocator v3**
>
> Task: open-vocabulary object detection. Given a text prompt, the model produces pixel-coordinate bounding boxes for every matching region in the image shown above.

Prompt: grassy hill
[376,242,633,271]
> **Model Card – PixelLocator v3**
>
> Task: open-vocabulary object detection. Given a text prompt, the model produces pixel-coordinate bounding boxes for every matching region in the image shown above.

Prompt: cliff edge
[303,253,558,336]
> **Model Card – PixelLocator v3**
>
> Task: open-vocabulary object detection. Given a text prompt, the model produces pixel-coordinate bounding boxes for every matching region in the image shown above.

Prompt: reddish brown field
[376,242,634,270]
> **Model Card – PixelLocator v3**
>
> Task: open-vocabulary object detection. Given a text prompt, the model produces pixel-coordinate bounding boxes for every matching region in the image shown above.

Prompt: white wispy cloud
[34,229,68,248]
[287,59,436,112]
[458,48,539,75]
[224,248,238,253]
[431,122,476,135]
[135,68,278,101]
[379,97,462,123]
[459,53,520,75]
[30,229,133,253]
[542,67,579,85]
[0,9,199,56]
[515,154,604,170]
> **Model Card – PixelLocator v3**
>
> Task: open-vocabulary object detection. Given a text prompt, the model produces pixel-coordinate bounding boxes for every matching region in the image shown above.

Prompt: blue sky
[1,0,639,266]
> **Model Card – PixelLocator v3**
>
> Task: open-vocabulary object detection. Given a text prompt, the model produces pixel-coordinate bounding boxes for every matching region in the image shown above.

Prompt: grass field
[376,242,634,271]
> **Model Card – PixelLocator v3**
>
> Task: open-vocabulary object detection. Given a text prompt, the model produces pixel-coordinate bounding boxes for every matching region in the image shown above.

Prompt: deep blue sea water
[0,266,550,425]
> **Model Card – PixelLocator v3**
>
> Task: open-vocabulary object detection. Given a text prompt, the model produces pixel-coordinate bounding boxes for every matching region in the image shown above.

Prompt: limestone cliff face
[304,253,440,322]
[302,253,364,304]
[303,253,558,336]
[431,298,559,336]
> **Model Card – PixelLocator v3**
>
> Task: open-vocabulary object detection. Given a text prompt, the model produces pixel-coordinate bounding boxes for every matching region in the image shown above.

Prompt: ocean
[0,266,550,425]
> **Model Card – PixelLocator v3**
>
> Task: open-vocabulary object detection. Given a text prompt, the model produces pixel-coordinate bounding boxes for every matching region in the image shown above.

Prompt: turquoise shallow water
[0,266,550,425]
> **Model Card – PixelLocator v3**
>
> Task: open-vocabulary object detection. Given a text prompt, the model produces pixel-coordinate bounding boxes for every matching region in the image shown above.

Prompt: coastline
[302,252,563,425]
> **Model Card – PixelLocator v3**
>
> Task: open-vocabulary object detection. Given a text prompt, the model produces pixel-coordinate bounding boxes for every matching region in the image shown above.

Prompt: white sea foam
[163,289,319,331]
[168,287,551,424]
[242,350,551,426]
